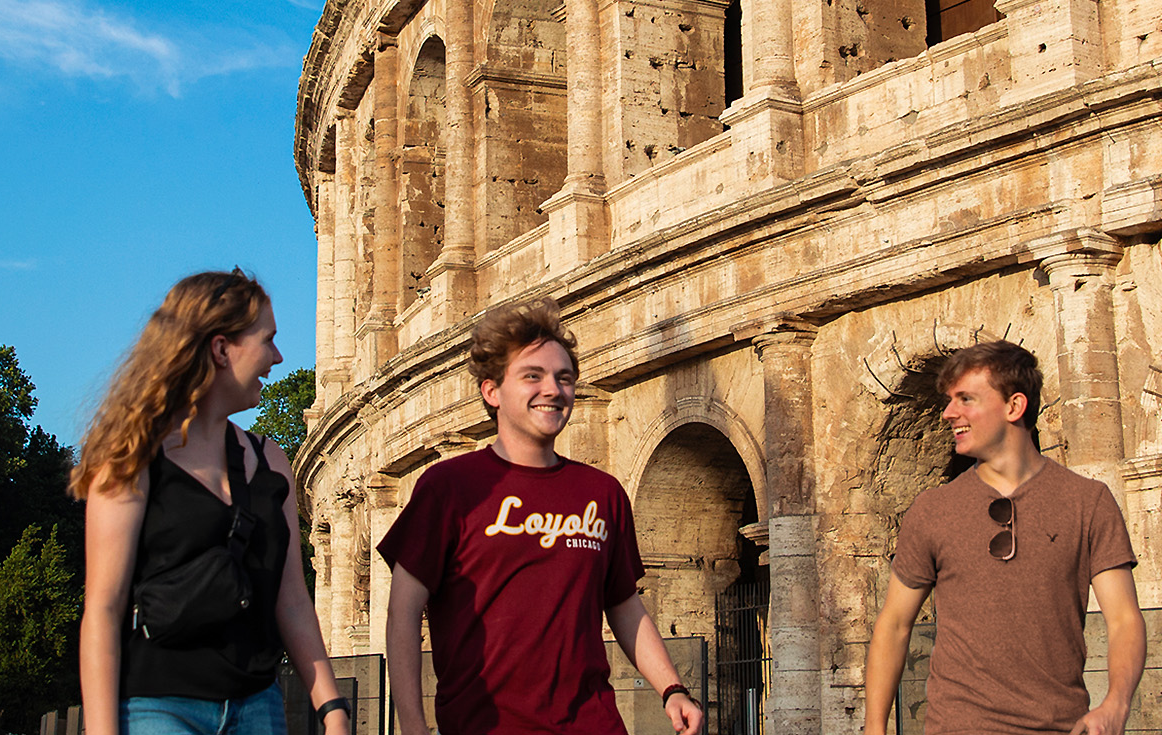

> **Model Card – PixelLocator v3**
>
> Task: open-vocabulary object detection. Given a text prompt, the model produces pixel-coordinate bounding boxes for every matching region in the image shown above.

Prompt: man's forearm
[386,566,432,735]
[607,595,682,692]
[1101,609,1147,716]
[863,624,909,735]
[387,611,427,734]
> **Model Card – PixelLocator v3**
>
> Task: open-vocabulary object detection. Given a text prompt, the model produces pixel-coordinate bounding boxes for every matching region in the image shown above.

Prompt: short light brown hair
[468,297,579,418]
[937,340,1042,430]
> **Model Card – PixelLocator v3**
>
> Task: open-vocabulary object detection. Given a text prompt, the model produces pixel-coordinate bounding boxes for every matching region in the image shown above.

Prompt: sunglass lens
[989,530,1014,559]
[988,497,1013,525]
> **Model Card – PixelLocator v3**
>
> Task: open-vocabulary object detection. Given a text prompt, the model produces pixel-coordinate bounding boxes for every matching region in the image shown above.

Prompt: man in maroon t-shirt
[864,341,1146,735]
[380,297,703,735]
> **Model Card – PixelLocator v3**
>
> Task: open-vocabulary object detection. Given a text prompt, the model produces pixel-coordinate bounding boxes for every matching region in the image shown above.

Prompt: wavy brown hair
[70,270,269,498]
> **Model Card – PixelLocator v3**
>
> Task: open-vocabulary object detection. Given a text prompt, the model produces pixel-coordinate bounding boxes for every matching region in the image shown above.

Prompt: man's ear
[210,335,230,368]
[481,379,501,409]
[1006,392,1029,425]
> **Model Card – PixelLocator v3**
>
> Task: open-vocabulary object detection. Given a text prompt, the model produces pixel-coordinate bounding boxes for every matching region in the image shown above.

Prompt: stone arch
[472,0,568,253]
[399,35,447,310]
[628,396,767,519]
[632,418,763,733]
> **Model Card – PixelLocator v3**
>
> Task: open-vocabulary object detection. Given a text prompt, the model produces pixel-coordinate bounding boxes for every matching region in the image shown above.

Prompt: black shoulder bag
[131,428,265,646]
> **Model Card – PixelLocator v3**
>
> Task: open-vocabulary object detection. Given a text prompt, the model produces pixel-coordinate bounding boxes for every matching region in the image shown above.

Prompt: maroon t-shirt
[378,447,645,735]
[892,459,1137,734]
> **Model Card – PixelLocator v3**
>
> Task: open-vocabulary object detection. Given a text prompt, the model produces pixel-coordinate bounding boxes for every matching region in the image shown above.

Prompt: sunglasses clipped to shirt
[988,496,1015,561]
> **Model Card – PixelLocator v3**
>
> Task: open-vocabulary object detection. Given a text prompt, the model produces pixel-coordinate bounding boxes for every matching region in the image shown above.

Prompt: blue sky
[0,0,324,447]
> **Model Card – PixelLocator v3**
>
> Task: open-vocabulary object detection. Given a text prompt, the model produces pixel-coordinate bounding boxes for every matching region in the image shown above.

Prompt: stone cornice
[1121,454,1162,487]
[465,63,566,91]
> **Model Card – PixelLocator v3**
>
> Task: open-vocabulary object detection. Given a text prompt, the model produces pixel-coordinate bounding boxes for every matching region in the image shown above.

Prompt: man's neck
[974,434,1046,496]
[491,436,559,468]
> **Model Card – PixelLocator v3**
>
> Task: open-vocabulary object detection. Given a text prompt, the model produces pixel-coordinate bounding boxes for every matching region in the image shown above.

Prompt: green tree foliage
[0,525,81,734]
[0,347,81,575]
[250,367,315,461]
[249,368,317,596]
[0,346,82,732]
[0,345,37,480]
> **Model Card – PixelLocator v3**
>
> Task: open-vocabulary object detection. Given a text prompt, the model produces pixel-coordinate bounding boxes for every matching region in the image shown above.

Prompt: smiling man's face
[482,339,577,451]
[941,367,1023,461]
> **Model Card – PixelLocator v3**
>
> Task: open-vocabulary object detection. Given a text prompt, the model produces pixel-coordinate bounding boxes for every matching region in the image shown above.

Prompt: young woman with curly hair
[73,270,349,735]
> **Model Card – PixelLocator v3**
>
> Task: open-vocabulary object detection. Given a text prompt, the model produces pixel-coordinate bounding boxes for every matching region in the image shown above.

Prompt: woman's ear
[210,334,230,368]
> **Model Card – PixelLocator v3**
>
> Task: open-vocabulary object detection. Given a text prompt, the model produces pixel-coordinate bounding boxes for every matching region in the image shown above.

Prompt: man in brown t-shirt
[864,341,1146,735]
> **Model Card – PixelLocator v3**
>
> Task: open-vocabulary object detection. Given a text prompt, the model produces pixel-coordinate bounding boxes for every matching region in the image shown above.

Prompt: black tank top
[121,427,290,700]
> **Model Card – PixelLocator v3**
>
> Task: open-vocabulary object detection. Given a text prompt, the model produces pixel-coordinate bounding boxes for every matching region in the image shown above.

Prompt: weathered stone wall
[294,0,1162,731]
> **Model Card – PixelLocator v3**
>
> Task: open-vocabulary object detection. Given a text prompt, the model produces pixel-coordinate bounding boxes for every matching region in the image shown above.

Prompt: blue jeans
[120,682,287,735]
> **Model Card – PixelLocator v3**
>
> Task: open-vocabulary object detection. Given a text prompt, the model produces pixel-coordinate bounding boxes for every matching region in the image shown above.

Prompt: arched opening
[724,0,743,108]
[925,0,1004,47]
[399,37,447,310]
[635,422,763,735]
[477,0,567,253]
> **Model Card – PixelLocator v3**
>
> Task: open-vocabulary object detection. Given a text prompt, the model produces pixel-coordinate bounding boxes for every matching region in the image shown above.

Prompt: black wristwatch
[316,697,351,724]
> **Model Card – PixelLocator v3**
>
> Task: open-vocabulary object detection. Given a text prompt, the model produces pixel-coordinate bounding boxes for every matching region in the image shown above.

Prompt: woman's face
[221,301,283,410]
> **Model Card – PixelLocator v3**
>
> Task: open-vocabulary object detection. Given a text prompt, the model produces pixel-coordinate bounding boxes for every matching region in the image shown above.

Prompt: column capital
[1039,251,1123,285]
[1026,228,1122,270]
[751,318,819,360]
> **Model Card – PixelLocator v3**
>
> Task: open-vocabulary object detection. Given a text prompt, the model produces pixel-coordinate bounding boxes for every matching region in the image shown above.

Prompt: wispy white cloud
[285,0,321,9]
[0,259,37,271]
[0,0,300,96]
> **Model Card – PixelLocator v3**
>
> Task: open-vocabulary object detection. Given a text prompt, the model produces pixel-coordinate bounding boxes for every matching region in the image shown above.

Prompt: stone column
[429,0,476,328]
[1122,455,1162,609]
[368,475,400,655]
[327,485,363,657]
[1040,232,1126,502]
[333,114,358,379]
[365,33,400,365]
[313,172,337,421]
[564,0,604,195]
[721,0,803,192]
[312,521,334,650]
[541,0,608,271]
[741,0,797,95]
[753,320,821,735]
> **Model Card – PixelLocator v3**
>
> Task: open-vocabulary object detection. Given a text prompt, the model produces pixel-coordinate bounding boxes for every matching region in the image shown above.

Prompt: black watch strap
[317,697,351,724]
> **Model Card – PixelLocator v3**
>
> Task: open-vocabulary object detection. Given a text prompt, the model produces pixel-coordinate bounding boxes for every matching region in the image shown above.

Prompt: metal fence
[716,580,771,735]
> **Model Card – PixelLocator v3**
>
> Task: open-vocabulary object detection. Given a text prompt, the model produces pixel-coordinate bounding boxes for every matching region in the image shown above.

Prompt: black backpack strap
[245,431,269,471]
[224,426,257,560]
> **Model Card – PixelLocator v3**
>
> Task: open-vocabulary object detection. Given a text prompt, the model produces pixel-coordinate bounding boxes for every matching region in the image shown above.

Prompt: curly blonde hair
[70,270,268,498]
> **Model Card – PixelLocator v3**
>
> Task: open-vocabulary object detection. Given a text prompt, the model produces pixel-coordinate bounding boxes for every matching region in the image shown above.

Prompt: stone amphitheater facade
[293,0,1162,731]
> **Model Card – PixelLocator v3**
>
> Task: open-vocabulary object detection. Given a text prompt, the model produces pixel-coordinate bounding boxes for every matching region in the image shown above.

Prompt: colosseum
[292,0,1161,731]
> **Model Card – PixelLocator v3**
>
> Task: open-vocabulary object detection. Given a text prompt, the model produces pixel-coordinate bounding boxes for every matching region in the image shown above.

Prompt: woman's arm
[79,470,148,735]
[267,442,350,735]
